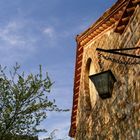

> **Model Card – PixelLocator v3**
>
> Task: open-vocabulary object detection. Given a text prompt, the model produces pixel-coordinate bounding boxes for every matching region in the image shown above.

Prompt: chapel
[69,0,140,139]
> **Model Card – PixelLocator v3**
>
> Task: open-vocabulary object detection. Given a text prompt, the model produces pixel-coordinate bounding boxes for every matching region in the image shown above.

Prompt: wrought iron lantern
[89,70,116,99]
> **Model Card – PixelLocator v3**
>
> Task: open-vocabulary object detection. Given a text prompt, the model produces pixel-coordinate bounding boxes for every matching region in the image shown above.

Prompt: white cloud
[0,20,36,48]
[43,27,55,38]
[0,20,38,65]
[0,21,24,45]
[42,26,59,48]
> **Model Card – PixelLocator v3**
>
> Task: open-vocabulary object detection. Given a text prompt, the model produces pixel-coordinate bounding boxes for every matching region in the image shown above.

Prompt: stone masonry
[75,5,140,140]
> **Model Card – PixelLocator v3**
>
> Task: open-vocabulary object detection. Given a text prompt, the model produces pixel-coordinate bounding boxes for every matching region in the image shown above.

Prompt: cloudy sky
[0,0,116,139]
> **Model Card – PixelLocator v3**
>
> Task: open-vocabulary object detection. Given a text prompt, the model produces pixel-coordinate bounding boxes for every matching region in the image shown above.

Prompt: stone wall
[76,6,140,140]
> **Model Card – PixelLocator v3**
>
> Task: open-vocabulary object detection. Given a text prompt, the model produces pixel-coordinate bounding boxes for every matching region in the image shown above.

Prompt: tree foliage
[0,63,63,140]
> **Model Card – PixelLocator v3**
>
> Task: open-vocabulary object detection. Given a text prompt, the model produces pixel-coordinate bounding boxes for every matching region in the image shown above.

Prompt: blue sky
[0,0,116,139]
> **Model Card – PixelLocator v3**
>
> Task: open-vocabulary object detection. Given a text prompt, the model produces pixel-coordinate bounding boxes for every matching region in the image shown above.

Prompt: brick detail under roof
[115,0,140,34]
[69,42,83,137]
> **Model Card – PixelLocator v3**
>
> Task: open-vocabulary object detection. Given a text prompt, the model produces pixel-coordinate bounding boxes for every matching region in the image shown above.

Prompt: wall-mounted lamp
[89,47,140,99]
[89,70,116,99]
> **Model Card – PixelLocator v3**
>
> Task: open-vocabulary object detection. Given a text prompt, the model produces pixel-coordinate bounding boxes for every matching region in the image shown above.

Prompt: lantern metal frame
[96,47,140,59]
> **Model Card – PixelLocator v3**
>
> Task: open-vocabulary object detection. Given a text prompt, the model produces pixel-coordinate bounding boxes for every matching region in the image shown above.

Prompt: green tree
[0,63,64,140]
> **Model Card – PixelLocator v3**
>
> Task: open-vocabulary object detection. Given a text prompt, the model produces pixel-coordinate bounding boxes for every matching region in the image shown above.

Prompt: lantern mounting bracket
[96,47,140,59]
